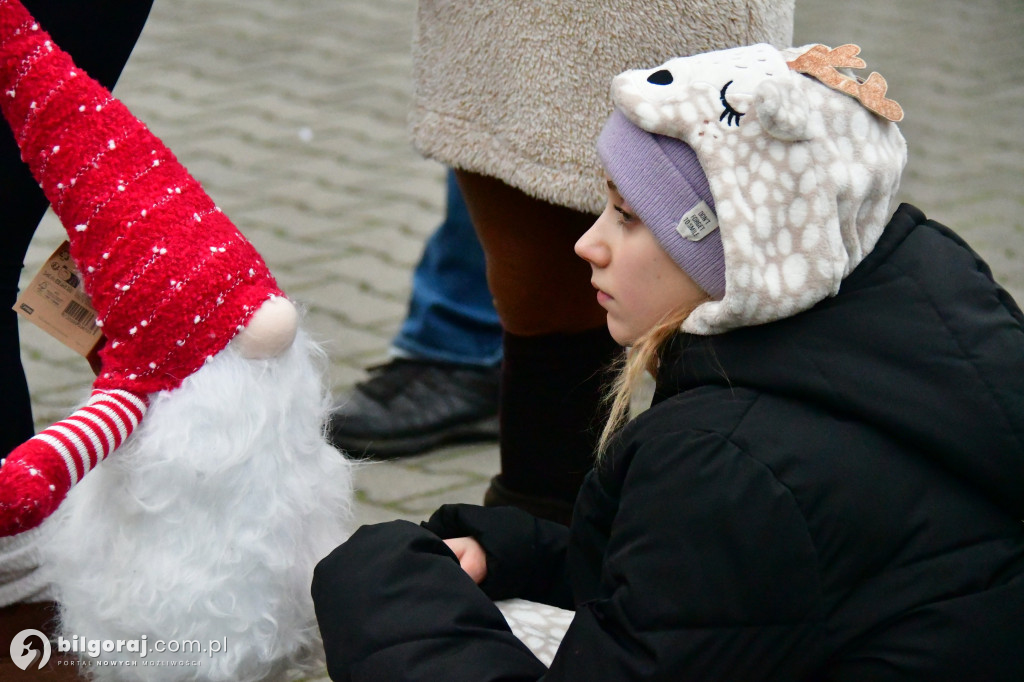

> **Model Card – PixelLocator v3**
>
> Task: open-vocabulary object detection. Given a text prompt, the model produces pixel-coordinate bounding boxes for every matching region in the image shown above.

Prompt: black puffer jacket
[313,205,1024,681]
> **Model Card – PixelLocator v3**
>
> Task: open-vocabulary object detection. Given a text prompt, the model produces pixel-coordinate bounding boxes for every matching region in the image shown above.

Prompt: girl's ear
[753,73,812,142]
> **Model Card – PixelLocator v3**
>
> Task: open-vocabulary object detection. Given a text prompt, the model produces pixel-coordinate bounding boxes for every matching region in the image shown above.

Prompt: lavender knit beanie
[597,110,726,300]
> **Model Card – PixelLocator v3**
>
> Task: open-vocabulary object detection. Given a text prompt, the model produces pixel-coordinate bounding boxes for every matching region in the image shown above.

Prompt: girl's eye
[614,205,636,225]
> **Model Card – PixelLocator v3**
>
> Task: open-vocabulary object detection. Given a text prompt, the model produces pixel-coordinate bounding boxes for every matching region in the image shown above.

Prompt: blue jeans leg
[392,169,502,367]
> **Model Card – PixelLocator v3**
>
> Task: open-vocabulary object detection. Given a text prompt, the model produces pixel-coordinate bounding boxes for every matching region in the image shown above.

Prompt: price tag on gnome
[676,200,719,241]
[14,241,103,357]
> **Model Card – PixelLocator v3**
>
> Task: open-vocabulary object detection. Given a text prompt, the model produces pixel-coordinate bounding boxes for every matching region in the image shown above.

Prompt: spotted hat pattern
[609,43,908,335]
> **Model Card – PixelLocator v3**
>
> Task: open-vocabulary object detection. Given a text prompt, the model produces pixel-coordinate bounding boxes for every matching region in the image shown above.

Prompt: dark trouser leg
[454,171,622,523]
[486,328,620,523]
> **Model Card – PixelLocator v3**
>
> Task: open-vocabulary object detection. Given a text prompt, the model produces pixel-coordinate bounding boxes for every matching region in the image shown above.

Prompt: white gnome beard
[40,328,354,682]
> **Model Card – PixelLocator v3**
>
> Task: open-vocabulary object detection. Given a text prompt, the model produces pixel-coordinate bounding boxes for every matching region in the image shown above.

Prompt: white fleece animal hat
[609,43,908,335]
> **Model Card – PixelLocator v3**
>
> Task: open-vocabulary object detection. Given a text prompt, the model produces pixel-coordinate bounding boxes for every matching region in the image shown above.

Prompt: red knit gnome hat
[0,0,285,535]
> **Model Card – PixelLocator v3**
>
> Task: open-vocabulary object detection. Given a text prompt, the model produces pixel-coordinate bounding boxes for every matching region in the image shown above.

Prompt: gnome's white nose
[232,296,299,359]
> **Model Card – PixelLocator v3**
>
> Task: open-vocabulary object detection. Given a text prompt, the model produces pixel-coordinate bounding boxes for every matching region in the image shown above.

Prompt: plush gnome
[0,1,352,678]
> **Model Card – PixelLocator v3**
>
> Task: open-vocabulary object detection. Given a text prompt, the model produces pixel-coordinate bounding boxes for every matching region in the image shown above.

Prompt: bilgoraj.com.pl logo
[10,628,228,671]
[9,628,51,671]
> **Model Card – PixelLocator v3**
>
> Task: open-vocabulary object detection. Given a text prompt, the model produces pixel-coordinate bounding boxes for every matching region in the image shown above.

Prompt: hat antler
[787,44,904,122]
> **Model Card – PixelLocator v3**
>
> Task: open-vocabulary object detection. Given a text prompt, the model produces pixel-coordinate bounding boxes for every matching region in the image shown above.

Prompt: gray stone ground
[14,0,1023,678]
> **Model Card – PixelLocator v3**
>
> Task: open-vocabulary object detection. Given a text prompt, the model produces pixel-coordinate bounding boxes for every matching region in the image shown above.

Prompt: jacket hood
[658,205,1024,518]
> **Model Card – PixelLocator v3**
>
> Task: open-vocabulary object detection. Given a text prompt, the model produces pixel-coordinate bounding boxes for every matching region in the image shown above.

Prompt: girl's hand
[444,536,487,584]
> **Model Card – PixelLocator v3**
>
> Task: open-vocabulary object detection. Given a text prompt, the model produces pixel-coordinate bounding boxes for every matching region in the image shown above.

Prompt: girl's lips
[596,290,612,306]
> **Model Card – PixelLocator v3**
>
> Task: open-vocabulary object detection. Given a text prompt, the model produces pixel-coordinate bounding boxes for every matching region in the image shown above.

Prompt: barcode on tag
[63,299,97,332]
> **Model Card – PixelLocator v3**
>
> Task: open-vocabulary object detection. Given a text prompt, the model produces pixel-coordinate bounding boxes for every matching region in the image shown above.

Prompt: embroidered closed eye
[719,81,744,126]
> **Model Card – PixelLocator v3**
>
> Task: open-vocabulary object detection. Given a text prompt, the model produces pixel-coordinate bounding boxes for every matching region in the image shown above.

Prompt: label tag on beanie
[676,200,719,241]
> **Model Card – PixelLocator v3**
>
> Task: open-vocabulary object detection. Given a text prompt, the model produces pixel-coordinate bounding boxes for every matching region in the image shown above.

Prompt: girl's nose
[575,215,611,267]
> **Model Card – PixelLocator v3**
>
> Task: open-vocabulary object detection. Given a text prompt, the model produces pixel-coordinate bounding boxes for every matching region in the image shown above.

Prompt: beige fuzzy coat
[410,0,795,216]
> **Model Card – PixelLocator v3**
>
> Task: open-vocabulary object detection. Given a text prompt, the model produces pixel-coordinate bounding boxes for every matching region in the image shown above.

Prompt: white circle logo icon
[10,628,51,670]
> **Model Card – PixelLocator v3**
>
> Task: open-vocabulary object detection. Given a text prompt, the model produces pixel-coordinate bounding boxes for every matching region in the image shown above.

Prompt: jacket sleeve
[312,520,548,682]
[541,427,826,680]
[422,503,574,608]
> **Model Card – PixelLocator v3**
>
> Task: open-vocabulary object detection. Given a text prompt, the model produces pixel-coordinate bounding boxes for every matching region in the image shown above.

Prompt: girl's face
[575,179,707,346]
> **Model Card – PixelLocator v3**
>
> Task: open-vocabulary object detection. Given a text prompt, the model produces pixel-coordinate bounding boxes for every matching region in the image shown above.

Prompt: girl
[412,0,794,524]
[312,43,1024,680]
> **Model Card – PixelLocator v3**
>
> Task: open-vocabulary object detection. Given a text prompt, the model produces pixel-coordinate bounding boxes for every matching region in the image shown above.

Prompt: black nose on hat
[647,69,673,85]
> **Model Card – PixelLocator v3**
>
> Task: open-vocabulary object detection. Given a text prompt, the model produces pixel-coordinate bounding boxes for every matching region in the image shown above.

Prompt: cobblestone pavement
[14,0,1022,679]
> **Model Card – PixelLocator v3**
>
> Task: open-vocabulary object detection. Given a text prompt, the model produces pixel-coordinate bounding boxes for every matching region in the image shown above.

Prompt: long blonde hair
[596,300,707,458]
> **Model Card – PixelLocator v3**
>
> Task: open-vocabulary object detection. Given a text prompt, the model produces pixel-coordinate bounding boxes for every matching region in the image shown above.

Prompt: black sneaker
[328,358,499,459]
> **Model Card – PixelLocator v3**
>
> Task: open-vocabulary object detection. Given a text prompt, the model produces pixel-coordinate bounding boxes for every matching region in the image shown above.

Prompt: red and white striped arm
[0,389,147,536]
